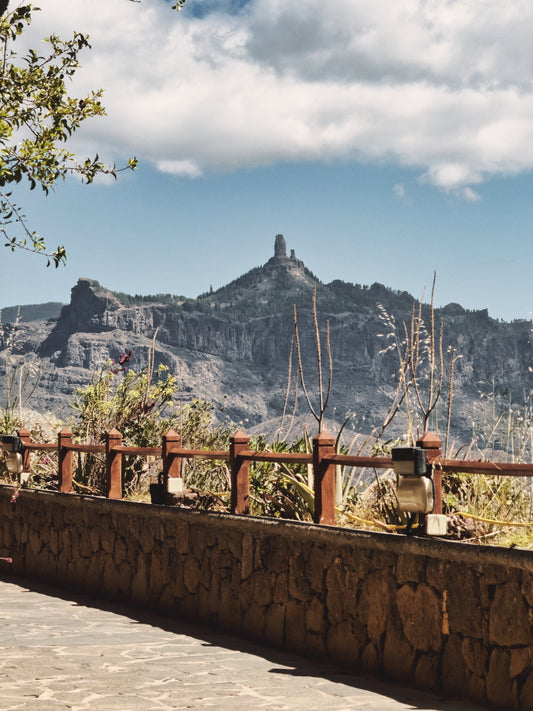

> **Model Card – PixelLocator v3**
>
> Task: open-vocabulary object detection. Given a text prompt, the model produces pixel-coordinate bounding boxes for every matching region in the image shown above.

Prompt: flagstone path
[0,577,487,711]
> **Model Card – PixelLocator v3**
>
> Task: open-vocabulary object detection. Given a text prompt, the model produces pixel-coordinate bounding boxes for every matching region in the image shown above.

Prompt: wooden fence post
[58,428,73,493]
[230,431,250,515]
[17,427,32,472]
[105,428,123,500]
[313,430,336,525]
[162,429,182,491]
[417,431,443,515]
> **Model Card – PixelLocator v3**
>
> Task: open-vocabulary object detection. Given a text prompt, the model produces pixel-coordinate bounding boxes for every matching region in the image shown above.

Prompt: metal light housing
[397,476,434,514]
[1,435,24,475]
[391,447,427,477]
[392,446,434,515]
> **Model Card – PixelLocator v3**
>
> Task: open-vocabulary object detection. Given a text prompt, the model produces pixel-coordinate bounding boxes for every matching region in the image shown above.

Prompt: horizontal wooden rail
[323,454,393,468]
[168,448,230,461]
[240,450,313,465]
[24,442,57,451]
[65,443,105,454]
[114,445,162,456]
[440,460,533,477]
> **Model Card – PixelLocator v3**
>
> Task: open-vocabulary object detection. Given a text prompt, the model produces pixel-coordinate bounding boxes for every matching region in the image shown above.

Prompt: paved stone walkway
[0,577,486,711]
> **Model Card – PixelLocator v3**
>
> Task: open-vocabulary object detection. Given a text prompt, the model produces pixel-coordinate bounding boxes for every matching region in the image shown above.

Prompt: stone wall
[1,486,532,710]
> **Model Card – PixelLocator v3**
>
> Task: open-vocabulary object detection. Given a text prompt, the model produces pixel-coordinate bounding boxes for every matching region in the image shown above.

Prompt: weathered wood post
[162,429,182,491]
[57,428,73,493]
[17,427,32,472]
[105,428,123,500]
[417,431,443,515]
[313,430,336,525]
[230,431,250,515]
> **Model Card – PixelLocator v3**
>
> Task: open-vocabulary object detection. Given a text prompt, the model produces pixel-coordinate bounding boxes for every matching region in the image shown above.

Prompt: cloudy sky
[1,0,533,321]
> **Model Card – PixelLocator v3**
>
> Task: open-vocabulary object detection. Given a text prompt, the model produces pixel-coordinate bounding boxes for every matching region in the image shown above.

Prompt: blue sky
[1,0,533,322]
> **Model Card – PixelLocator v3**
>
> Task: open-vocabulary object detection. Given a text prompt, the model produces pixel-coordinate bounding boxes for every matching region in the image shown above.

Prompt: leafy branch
[0,4,138,265]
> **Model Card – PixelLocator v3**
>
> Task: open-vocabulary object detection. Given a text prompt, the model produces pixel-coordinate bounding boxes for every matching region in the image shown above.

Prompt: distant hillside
[0,302,64,324]
[0,235,531,446]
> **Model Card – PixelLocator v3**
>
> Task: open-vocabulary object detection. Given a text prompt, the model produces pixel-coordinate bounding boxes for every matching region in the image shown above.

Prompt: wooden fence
[13,427,533,526]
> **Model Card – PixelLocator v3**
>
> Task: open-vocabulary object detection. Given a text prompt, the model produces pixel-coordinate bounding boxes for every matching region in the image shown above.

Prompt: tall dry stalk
[293,284,332,434]
[276,335,299,442]
[410,274,445,434]
[376,275,457,444]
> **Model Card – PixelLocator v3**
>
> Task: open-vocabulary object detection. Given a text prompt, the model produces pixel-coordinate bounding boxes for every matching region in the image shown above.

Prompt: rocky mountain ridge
[1,235,531,445]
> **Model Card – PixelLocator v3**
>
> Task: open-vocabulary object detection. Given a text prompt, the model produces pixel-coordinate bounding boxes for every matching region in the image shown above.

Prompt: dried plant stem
[277,335,295,441]
[293,284,333,434]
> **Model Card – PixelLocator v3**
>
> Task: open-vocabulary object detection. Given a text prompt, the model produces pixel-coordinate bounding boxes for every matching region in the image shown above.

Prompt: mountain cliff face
[1,236,532,444]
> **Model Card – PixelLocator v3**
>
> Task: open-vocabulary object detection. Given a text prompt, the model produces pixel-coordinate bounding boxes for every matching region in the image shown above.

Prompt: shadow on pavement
[1,573,486,711]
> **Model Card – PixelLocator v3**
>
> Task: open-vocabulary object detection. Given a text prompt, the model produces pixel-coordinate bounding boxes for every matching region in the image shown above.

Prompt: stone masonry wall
[1,486,532,710]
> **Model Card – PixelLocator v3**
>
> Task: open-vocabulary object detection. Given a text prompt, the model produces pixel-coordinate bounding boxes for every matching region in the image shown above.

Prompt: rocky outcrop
[266,233,306,275]
[1,237,532,443]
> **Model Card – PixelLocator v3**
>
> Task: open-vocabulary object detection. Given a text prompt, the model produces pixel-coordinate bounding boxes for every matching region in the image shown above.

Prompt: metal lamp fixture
[392,446,434,515]
[1,435,24,475]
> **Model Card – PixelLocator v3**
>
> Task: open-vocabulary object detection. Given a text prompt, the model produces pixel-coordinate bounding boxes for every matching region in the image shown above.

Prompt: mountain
[1,235,532,445]
[0,302,64,324]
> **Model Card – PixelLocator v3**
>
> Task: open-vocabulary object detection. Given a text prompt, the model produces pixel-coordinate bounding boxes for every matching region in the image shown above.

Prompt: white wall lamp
[392,446,447,536]
[392,446,434,515]
[1,435,30,484]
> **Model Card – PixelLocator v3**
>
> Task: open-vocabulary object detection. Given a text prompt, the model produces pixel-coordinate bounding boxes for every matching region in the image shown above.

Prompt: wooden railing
[16,427,395,525]
[14,427,533,525]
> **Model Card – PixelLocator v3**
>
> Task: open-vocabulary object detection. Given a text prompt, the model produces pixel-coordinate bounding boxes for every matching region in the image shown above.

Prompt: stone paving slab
[0,578,487,711]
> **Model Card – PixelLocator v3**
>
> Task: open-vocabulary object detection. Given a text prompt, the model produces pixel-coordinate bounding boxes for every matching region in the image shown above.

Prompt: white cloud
[21,0,533,196]
[462,187,482,202]
[156,159,202,177]
[393,183,405,199]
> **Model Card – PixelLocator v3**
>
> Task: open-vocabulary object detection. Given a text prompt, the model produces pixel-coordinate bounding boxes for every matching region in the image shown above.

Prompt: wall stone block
[361,641,379,672]
[510,646,531,679]
[305,629,326,658]
[327,620,364,666]
[243,599,268,639]
[396,583,442,652]
[489,582,530,646]
[28,526,42,558]
[414,653,439,691]
[447,572,484,638]
[325,559,347,625]
[520,671,533,711]
[217,578,237,631]
[158,585,176,614]
[441,633,467,694]
[130,554,149,605]
[358,568,394,644]
[285,600,307,653]
[306,596,326,636]
[484,563,520,586]
[462,636,488,677]
[251,570,273,607]
[522,571,533,607]
[382,621,416,683]
[465,670,487,707]
[118,559,133,597]
[241,532,253,580]
[177,593,198,622]
[486,648,514,709]
[396,553,426,584]
[113,536,127,565]
[289,557,311,601]
[264,603,285,646]
[184,555,201,594]
[272,569,289,604]
[305,543,327,592]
